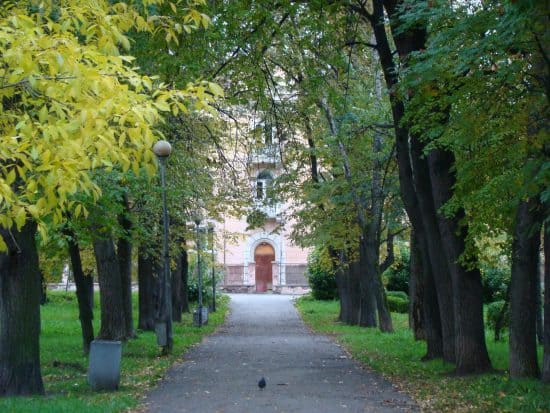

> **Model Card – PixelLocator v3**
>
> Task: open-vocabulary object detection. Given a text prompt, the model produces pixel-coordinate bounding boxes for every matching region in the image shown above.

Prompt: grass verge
[0,291,229,413]
[295,297,549,413]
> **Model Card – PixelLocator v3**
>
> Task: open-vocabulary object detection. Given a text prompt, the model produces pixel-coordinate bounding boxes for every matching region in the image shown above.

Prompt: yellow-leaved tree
[0,0,222,396]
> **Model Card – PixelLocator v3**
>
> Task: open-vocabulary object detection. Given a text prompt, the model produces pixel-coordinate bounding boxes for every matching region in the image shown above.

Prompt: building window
[256,181,264,199]
[256,170,273,200]
[264,122,273,145]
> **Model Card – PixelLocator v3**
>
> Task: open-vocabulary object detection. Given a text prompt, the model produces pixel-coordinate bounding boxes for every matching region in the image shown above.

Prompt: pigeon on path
[258,377,266,390]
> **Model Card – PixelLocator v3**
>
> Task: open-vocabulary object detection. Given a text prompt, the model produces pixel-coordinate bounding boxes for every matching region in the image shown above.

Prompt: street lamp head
[192,214,202,226]
[153,140,172,158]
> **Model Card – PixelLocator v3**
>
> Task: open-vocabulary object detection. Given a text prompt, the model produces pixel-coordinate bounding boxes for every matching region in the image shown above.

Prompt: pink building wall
[215,198,310,294]
[213,115,311,293]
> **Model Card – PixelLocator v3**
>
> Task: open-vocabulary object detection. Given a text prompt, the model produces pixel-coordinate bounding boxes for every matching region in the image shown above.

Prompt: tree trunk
[172,250,184,322]
[40,270,47,305]
[359,236,378,328]
[337,249,362,326]
[180,245,190,313]
[410,136,455,363]
[118,194,135,339]
[335,264,347,322]
[413,226,444,360]
[542,223,550,382]
[347,260,362,325]
[369,0,444,357]
[421,248,444,361]
[93,236,126,341]
[509,197,542,378]
[535,266,543,345]
[428,148,491,374]
[361,228,393,331]
[409,230,425,340]
[138,247,156,331]
[66,229,95,355]
[370,113,393,333]
[380,232,395,274]
[374,277,393,333]
[0,222,44,396]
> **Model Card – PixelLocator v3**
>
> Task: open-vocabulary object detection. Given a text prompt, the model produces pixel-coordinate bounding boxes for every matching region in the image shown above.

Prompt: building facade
[217,121,310,294]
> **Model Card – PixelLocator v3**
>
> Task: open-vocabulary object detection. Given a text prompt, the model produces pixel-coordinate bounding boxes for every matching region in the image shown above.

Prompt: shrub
[187,277,211,304]
[187,255,222,305]
[307,248,338,300]
[386,290,408,300]
[384,246,410,294]
[387,295,409,313]
[481,266,510,303]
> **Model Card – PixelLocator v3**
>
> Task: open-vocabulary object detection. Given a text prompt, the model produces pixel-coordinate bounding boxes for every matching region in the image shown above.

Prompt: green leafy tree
[0,0,220,396]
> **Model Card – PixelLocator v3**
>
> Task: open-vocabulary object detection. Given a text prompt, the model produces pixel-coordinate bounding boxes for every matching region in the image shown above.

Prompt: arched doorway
[255,242,275,292]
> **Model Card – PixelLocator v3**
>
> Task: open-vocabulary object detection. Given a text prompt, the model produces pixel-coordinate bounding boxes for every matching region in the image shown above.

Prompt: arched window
[256,170,273,200]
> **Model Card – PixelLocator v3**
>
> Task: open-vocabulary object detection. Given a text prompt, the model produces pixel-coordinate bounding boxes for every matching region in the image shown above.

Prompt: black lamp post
[208,223,216,312]
[153,140,173,354]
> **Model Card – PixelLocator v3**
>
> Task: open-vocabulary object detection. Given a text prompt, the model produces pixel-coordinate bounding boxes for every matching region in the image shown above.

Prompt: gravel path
[141,294,418,413]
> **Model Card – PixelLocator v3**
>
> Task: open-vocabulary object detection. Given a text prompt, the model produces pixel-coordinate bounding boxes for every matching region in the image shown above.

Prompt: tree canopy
[0,0,221,250]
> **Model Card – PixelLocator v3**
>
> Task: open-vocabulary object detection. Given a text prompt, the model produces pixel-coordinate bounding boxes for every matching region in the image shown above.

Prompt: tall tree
[64,227,95,354]
[353,0,452,361]
[395,0,548,376]
[138,246,157,331]
[93,234,127,341]
[0,0,218,395]
[0,222,43,395]
[509,198,542,378]
[118,192,135,339]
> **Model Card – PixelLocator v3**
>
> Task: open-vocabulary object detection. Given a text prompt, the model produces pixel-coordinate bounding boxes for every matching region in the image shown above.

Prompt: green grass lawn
[0,291,229,413]
[296,297,550,413]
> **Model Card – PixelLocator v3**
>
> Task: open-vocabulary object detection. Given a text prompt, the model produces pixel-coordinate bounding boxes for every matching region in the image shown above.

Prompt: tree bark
[65,229,94,355]
[380,232,395,274]
[335,263,347,322]
[40,270,47,305]
[509,197,542,378]
[0,222,44,396]
[428,148,491,374]
[138,247,156,331]
[370,58,393,333]
[408,230,425,340]
[421,244,444,360]
[367,0,444,357]
[94,236,126,341]
[409,136,456,364]
[347,260,362,325]
[172,250,184,322]
[374,275,393,333]
[542,223,550,382]
[412,226,444,359]
[118,193,135,339]
[359,236,378,328]
[337,249,362,326]
[535,265,543,345]
[180,245,190,314]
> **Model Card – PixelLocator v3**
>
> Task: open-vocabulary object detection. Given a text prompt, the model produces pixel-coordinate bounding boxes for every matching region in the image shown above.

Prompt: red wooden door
[255,254,274,293]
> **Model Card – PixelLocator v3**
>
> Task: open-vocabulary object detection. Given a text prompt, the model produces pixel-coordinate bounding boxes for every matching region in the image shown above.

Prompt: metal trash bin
[88,340,122,391]
[193,307,209,326]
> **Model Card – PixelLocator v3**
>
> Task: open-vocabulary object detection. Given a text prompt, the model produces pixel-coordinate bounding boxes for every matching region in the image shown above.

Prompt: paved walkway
[141,294,418,413]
